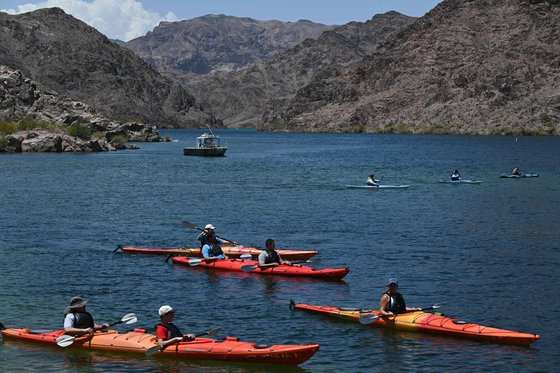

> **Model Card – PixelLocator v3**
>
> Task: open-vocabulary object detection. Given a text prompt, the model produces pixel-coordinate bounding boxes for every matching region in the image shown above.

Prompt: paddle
[358,304,442,325]
[56,313,137,347]
[145,327,222,356]
[170,253,252,266]
[181,220,237,245]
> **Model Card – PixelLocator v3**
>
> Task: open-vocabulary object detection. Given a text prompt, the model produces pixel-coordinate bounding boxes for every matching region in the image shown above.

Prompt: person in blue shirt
[201,234,227,260]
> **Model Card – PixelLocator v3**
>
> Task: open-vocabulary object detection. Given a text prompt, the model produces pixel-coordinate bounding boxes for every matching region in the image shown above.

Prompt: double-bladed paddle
[169,253,252,266]
[56,313,137,347]
[145,327,222,356]
[181,220,237,245]
[358,304,442,325]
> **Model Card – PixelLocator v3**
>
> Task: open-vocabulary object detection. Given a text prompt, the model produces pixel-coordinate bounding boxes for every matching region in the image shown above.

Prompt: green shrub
[0,120,18,136]
[111,135,129,149]
[66,123,92,139]
[17,116,58,131]
[0,136,8,151]
[163,135,171,142]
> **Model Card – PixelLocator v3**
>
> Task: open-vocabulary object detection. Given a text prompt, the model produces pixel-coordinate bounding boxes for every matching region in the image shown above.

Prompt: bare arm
[379,294,393,316]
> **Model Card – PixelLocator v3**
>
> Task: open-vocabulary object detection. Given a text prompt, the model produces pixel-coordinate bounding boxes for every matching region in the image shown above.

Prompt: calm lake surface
[1,129,559,372]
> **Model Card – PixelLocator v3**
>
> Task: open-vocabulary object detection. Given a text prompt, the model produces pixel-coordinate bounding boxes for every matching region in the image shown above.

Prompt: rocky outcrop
[262,0,560,135]
[4,130,112,152]
[0,8,219,128]
[124,14,334,85]
[188,12,416,126]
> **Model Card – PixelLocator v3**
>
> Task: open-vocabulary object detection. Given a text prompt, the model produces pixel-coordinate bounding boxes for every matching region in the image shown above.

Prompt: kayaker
[63,296,109,336]
[201,234,227,260]
[258,239,292,267]
[512,167,522,176]
[366,174,380,187]
[379,278,421,316]
[197,224,236,247]
[155,305,195,348]
[450,170,461,181]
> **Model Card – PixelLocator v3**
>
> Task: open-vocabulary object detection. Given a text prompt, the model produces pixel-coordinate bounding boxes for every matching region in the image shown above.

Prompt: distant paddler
[366,174,380,187]
[512,167,522,176]
[450,169,462,181]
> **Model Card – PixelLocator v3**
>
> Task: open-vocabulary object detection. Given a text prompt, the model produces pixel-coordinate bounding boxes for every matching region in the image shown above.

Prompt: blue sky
[1,0,443,40]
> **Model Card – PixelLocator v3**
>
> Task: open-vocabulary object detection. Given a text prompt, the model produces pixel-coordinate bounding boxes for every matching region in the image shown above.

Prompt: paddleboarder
[63,296,109,336]
[379,278,421,316]
[450,170,462,181]
[366,174,380,187]
[512,167,522,176]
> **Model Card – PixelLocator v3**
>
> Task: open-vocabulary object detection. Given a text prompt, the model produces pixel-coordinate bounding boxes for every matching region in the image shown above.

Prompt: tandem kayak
[116,245,318,261]
[291,302,539,345]
[438,179,482,184]
[499,173,539,178]
[346,185,410,189]
[1,328,319,365]
[172,257,349,281]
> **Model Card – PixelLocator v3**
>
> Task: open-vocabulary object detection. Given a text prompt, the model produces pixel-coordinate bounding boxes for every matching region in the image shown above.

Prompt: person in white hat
[379,278,421,316]
[155,305,195,349]
[63,296,109,336]
[196,224,237,248]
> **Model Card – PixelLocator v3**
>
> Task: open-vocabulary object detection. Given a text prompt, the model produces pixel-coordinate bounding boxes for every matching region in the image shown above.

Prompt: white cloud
[1,0,177,41]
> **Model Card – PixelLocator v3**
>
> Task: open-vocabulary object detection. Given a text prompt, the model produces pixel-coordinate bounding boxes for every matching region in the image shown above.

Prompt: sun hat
[159,305,175,316]
[205,224,215,230]
[64,296,88,313]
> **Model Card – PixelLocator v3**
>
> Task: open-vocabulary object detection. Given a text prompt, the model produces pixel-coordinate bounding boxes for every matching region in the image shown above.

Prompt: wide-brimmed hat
[64,296,88,313]
[205,224,216,230]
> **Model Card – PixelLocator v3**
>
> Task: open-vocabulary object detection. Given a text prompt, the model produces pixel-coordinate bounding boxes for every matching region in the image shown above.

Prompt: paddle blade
[359,314,379,325]
[181,220,198,230]
[241,265,257,272]
[196,327,221,337]
[188,258,203,266]
[145,344,163,357]
[239,254,252,260]
[121,313,137,325]
[56,335,75,347]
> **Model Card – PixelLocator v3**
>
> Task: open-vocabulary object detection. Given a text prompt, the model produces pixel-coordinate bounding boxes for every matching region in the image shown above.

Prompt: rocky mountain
[0,8,219,128]
[1,66,159,152]
[262,0,560,135]
[124,14,334,85]
[189,12,416,126]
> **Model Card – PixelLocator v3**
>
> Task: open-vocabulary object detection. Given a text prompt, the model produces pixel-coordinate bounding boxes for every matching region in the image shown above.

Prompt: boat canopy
[196,133,222,149]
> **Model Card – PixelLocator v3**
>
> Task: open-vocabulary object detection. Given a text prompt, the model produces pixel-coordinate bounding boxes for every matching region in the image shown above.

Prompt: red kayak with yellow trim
[118,245,318,261]
[1,328,319,365]
[172,257,349,281]
[292,302,539,345]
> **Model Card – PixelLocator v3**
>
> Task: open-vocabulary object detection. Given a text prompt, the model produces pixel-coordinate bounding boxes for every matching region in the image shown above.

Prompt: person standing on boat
[201,234,227,260]
[366,174,380,187]
[450,170,462,181]
[258,239,292,267]
[512,167,522,176]
[63,296,109,336]
[155,305,195,348]
[379,278,421,316]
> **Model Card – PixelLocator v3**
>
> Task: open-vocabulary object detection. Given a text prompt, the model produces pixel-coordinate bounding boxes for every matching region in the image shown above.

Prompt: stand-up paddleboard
[346,185,410,189]
[438,180,482,184]
[499,173,539,178]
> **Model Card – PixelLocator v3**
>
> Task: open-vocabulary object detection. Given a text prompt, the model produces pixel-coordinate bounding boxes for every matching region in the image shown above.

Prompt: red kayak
[1,328,319,365]
[117,245,318,261]
[172,257,349,281]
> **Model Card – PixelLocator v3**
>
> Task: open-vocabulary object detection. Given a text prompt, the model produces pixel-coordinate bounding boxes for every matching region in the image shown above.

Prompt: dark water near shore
[1,129,559,372]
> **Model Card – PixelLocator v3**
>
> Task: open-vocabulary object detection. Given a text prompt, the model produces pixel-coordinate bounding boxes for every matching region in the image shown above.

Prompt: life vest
[67,312,94,329]
[154,322,183,339]
[262,250,281,264]
[197,232,209,248]
[383,290,407,314]
[451,173,460,180]
[207,243,224,257]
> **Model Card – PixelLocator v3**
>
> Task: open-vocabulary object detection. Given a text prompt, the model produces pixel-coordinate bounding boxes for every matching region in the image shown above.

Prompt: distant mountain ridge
[262,0,560,135]
[124,14,335,85]
[188,11,416,126]
[0,7,219,128]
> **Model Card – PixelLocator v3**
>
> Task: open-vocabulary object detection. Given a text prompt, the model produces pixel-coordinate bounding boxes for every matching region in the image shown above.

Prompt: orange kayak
[292,302,539,345]
[1,328,319,365]
[118,245,318,260]
[172,257,349,280]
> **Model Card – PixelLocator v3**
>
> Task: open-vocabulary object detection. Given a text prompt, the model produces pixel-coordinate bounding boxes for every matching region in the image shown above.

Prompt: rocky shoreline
[0,66,160,152]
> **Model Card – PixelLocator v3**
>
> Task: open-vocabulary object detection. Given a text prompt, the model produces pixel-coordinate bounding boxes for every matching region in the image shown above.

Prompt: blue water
[1,129,559,372]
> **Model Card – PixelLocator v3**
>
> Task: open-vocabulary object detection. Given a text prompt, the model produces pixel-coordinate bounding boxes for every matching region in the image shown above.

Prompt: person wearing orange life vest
[155,305,195,348]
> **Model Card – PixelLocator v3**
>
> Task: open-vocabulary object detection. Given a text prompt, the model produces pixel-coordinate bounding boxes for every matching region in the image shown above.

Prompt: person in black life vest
[379,278,421,316]
[201,234,227,260]
[258,239,292,267]
[63,296,109,336]
[155,305,195,349]
[197,224,237,248]
[450,170,462,181]
[512,167,522,176]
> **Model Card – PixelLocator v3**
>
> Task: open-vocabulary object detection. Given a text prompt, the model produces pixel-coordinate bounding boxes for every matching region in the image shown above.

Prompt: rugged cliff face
[124,14,334,84]
[0,8,219,128]
[263,0,560,135]
[189,12,416,126]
